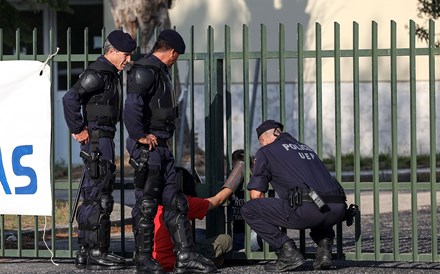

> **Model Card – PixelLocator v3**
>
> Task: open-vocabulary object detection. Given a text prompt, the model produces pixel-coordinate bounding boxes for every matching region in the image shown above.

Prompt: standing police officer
[62,30,136,270]
[124,29,216,274]
[241,120,347,272]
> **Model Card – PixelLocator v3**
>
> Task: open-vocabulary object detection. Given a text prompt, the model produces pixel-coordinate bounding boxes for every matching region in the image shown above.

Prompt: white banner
[0,61,52,216]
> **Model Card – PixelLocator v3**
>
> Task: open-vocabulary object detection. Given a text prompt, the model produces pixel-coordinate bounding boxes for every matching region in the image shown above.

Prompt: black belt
[290,188,346,204]
[302,194,345,203]
[89,129,115,139]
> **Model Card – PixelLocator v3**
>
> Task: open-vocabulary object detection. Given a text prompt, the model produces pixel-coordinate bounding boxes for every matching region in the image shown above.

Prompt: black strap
[302,194,345,203]
[294,188,346,204]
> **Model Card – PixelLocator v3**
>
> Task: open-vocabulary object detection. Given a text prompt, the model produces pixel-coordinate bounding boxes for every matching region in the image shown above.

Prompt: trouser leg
[77,193,126,270]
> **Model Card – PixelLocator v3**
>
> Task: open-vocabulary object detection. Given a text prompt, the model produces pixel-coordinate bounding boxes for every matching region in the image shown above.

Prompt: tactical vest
[77,68,120,128]
[135,57,177,132]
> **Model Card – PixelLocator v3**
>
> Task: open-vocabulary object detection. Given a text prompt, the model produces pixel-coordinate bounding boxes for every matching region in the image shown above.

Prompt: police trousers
[240,197,346,250]
[76,137,116,247]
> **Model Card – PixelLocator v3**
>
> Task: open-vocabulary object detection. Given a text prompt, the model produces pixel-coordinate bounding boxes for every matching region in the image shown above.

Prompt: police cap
[256,120,284,138]
[107,30,137,52]
[158,29,186,54]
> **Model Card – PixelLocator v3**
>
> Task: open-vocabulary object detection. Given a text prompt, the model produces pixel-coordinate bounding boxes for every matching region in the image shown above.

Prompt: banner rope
[39,47,60,76]
[42,216,59,266]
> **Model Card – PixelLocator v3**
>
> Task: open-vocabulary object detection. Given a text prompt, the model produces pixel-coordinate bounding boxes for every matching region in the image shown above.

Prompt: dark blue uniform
[241,132,346,250]
[62,56,125,268]
[125,54,179,216]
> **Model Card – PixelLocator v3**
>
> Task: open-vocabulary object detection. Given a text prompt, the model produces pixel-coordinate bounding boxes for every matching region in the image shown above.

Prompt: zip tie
[40,47,60,76]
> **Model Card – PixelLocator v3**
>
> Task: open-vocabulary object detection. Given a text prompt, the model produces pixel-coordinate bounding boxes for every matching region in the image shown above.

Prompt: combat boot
[74,245,88,269]
[263,240,305,272]
[174,251,217,274]
[313,238,333,270]
[133,251,165,274]
[86,247,126,270]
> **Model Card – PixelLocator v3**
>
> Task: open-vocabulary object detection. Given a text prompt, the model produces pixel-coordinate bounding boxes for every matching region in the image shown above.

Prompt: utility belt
[89,128,115,139]
[287,187,345,212]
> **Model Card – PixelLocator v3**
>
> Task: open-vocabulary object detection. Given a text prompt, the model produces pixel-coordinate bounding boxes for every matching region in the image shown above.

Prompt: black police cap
[256,120,284,138]
[158,29,186,54]
[107,30,137,52]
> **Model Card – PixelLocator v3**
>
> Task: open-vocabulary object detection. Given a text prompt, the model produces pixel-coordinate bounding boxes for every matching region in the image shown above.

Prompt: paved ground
[0,257,440,273]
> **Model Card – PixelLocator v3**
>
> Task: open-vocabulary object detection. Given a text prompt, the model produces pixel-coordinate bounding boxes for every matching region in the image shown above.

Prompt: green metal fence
[0,19,439,262]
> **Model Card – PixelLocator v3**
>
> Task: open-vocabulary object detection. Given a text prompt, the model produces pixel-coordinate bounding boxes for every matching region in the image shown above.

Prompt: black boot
[174,250,217,274]
[133,212,165,274]
[166,198,217,274]
[313,238,333,270]
[86,213,126,270]
[87,247,126,270]
[264,240,305,272]
[134,251,165,274]
[74,245,88,269]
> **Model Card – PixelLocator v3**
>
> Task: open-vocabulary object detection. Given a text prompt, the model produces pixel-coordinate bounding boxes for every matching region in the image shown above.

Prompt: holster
[130,148,149,189]
[80,150,101,179]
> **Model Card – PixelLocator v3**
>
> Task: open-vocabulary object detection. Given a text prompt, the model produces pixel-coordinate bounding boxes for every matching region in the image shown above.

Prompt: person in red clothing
[152,157,245,272]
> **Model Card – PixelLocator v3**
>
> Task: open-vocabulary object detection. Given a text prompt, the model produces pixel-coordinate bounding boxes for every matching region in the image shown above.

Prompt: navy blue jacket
[247,132,340,200]
[62,56,120,134]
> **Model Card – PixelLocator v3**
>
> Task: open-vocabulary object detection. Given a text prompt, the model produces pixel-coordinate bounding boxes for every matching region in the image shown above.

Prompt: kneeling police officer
[241,120,348,272]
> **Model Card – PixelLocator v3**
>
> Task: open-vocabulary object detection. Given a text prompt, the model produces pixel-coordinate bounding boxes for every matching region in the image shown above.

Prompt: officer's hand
[138,134,158,150]
[73,129,89,144]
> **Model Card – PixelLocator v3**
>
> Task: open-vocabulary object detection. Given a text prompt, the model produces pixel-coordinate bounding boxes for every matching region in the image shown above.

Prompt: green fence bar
[297,23,304,141]
[352,21,362,260]
[334,22,342,182]
[260,24,268,121]
[66,27,73,258]
[225,25,232,171]
[428,19,438,262]
[409,20,418,261]
[390,20,400,261]
[315,22,323,157]
[371,21,381,261]
[278,23,286,124]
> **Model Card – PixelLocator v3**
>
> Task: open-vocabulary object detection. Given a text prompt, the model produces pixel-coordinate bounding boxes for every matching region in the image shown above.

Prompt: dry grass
[2,200,70,230]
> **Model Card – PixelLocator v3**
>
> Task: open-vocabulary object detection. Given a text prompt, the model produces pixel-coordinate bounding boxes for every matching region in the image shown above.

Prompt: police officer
[124,29,216,274]
[240,120,347,272]
[62,30,136,270]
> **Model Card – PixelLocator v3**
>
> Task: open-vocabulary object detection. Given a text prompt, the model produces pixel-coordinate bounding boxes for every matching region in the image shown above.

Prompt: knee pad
[143,169,164,199]
[100,193,114,215]
[173,192,189,214]
[133,197,158,233]
[138,197,158,220]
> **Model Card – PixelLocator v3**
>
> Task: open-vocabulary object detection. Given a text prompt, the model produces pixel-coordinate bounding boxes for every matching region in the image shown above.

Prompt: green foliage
[415,0,440,46]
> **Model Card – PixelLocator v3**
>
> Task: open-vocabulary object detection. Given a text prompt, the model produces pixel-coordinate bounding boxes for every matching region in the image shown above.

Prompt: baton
[70,168,86,224]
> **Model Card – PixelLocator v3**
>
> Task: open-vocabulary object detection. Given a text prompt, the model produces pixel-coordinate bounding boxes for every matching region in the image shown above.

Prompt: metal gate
[1,20,439,262]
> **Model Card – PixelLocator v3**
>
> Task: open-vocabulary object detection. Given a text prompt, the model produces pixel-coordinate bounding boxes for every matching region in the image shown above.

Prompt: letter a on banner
[0,60,52,216]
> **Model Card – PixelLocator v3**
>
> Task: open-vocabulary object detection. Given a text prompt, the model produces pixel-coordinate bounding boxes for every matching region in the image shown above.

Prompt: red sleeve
[187,196,209,220]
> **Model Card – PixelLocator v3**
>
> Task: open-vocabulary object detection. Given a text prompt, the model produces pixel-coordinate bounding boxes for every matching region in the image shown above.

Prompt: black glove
[222,160,245,192]
[344,204,359,227]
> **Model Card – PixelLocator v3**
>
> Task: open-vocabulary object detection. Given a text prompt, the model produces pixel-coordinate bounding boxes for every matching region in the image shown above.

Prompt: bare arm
[250,189,264,200]
[206,188,233,210]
